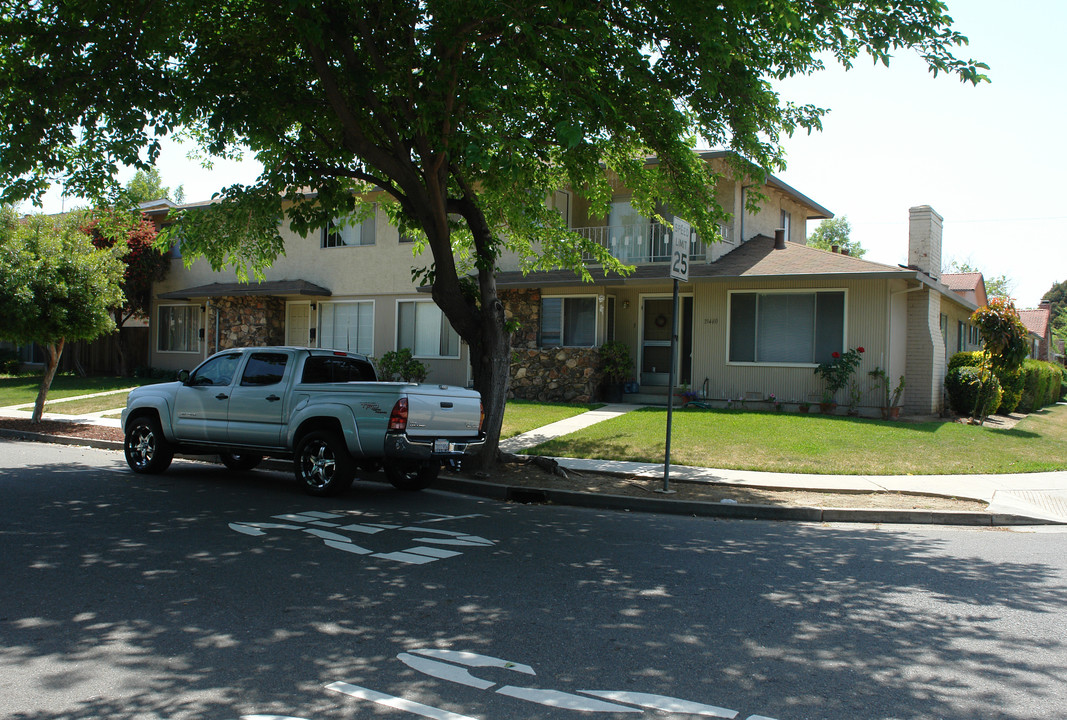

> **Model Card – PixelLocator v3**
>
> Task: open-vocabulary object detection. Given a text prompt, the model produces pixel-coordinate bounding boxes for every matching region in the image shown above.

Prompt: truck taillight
[388,397,408,431]
[480,402,485,432]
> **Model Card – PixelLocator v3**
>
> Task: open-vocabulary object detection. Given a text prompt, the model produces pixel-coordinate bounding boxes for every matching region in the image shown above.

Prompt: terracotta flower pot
[819,402,837,414]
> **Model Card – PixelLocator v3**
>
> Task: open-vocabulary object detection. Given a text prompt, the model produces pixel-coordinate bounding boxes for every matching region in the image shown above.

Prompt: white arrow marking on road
[581,690,739,717]
[497,686,642,713]
[326,682,479,720]
[228,522,302,536]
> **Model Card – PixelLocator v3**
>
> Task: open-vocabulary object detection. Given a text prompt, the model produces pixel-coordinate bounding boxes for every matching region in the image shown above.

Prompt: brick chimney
[908,205,943,279]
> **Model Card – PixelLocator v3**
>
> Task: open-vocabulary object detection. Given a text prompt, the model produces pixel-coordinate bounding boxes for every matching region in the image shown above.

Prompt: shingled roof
[495,235,914,288]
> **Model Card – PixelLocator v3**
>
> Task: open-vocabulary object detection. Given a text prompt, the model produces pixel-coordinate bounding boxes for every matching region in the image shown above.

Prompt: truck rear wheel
[124,415,174,475]
[384,459,439,491]
[295,430,354,496]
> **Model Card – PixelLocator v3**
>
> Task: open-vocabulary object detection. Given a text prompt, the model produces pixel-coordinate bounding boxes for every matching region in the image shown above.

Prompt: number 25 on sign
[670,218,690,282]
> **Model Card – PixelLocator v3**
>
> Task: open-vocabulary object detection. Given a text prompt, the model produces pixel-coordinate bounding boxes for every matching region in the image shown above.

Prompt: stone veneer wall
[212,296,286,350]
[501,288,603,403]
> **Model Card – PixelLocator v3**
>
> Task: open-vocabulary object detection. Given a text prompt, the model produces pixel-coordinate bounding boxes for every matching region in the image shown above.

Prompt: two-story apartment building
[144,151,977,415]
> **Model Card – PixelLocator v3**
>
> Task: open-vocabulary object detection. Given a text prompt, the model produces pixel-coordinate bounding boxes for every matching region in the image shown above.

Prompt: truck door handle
[266,394,281,402]
[440,401,453,408]
[215,393,229,400]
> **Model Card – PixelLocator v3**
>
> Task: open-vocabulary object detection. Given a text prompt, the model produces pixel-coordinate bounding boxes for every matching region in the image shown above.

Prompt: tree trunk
[469,300,511,472]
[115,328,129,377]
[31,339,65,424]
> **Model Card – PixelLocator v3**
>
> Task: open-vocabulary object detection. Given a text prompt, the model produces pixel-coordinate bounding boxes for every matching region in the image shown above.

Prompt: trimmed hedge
[945,366,1002,418]
[1017,359,1065,413]
[946,351,1022,413]
[947,351,982,371]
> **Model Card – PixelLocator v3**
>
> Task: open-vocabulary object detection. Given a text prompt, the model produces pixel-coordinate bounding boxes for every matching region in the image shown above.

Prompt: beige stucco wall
[148,202,471,383]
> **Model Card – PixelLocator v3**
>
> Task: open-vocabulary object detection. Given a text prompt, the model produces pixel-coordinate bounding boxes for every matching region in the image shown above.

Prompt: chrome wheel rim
[301,441,335,489]
[129,427,155,468]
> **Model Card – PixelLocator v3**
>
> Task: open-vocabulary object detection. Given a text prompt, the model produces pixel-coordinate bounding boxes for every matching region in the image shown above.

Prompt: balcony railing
[574,222,729,264]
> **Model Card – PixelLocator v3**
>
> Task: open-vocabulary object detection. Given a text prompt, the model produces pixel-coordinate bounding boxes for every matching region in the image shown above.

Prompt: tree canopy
[124,169,185,206]
[0,1,988,463]
[806,216,866,257]
[0,207,126,421]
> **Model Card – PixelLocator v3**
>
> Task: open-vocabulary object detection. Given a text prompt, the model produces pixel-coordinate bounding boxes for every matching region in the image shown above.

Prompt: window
[188,353,241,387]
[322,206,376,247]
[158,305,200,353]
[728,291,845,364]
[780,210,792,242]
[552,190,571,227]
[240,352,288,386]
[301,355,376,383]
[397,300,460,358]
[319,301,374,355]
[541,296,597,347]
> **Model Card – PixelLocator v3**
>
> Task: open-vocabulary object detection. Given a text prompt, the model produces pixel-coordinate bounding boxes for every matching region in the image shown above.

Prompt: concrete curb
[434,476,1047,527]
[1,428,1055,526]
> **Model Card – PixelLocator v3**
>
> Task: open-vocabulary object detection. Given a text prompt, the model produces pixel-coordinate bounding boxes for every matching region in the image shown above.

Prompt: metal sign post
[661,219,690,494]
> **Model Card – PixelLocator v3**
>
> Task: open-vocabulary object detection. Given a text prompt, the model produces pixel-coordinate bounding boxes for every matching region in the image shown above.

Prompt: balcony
[573,222,730,265]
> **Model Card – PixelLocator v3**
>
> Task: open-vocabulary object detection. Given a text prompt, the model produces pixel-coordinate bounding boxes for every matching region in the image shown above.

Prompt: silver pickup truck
[120,347,484,495]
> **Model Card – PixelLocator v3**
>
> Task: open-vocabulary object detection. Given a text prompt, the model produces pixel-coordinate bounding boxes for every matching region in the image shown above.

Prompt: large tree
[0,208,126,422]
[0,1,987,466]
[807,216,866,258]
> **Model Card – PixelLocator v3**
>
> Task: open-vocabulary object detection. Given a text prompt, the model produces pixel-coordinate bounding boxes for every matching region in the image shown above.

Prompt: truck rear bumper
[384,433,486,461]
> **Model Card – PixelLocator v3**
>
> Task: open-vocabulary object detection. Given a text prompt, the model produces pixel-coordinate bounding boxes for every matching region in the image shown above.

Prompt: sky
[26,1,1065,309]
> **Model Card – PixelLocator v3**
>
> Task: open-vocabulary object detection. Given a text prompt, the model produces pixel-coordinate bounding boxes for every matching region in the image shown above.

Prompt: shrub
[947,351,982,371]
[376,348,429,383]
[995,368,1023,414]
[0,348,20,375]
[1017,359,1064,412]
[945,366,1002,419]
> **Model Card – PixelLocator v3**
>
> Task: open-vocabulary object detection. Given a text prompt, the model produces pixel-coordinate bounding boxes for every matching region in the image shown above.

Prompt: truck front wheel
[295,430,354,496]
[124,415,174,475]
[384,459,440,491]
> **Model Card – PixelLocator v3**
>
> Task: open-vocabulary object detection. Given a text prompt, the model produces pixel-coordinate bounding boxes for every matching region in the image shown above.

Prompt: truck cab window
[189,354,241,387]
[241,353,288,386]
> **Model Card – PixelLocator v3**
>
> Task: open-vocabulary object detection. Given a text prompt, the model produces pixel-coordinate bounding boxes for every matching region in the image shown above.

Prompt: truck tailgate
[404,387,482,439]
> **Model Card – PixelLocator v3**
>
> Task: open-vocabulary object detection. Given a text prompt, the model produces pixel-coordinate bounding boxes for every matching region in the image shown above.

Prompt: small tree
[86,210,170,376]
[807,216,866,258]
[0,208,125,422]
[968,297,1029,424]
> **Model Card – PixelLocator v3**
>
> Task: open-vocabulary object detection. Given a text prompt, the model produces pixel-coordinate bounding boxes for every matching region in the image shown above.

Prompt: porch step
[622,391,672,406]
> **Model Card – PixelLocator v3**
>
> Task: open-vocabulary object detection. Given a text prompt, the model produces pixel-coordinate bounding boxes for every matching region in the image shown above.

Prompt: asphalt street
[2,439,1066,720]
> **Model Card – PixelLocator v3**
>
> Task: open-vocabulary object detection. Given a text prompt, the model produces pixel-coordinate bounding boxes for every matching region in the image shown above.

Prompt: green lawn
[501,399,603,439]
[525,404,1067,475]
[0,375,156,408]
[43,392,132,415]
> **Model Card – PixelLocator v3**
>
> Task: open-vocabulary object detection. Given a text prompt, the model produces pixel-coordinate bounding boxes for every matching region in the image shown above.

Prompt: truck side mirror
[177,369,190,384]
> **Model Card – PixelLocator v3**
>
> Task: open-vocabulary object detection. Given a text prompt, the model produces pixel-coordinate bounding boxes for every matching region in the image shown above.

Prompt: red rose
[857,347,865,353]
[832,352,840,358]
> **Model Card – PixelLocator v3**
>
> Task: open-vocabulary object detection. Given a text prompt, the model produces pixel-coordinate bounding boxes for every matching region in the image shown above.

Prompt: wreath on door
[654,314,668,328]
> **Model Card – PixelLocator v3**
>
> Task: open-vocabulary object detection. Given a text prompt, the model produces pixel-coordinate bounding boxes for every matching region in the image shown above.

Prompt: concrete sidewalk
[3,397,1066,524]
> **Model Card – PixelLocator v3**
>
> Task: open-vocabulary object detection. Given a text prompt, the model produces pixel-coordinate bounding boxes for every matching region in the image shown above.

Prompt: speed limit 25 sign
[670,218,691,281]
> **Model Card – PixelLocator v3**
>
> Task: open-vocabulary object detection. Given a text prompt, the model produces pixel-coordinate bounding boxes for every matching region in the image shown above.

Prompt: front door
[640,296,693,387]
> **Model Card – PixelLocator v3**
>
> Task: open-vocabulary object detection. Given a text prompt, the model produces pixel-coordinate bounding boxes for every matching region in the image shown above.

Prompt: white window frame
[157,304,201,354]
[321,204,377,248]
[318,300,375,355]
[726,288,848,367]
[396,299,461,359]
[540,294,599,348]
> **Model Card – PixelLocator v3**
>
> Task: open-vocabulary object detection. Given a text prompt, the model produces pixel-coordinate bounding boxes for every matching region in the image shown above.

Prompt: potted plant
[869,367,905,419]
[598,341,633,402]
[815,346,864,413]
[798,400,811,413]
